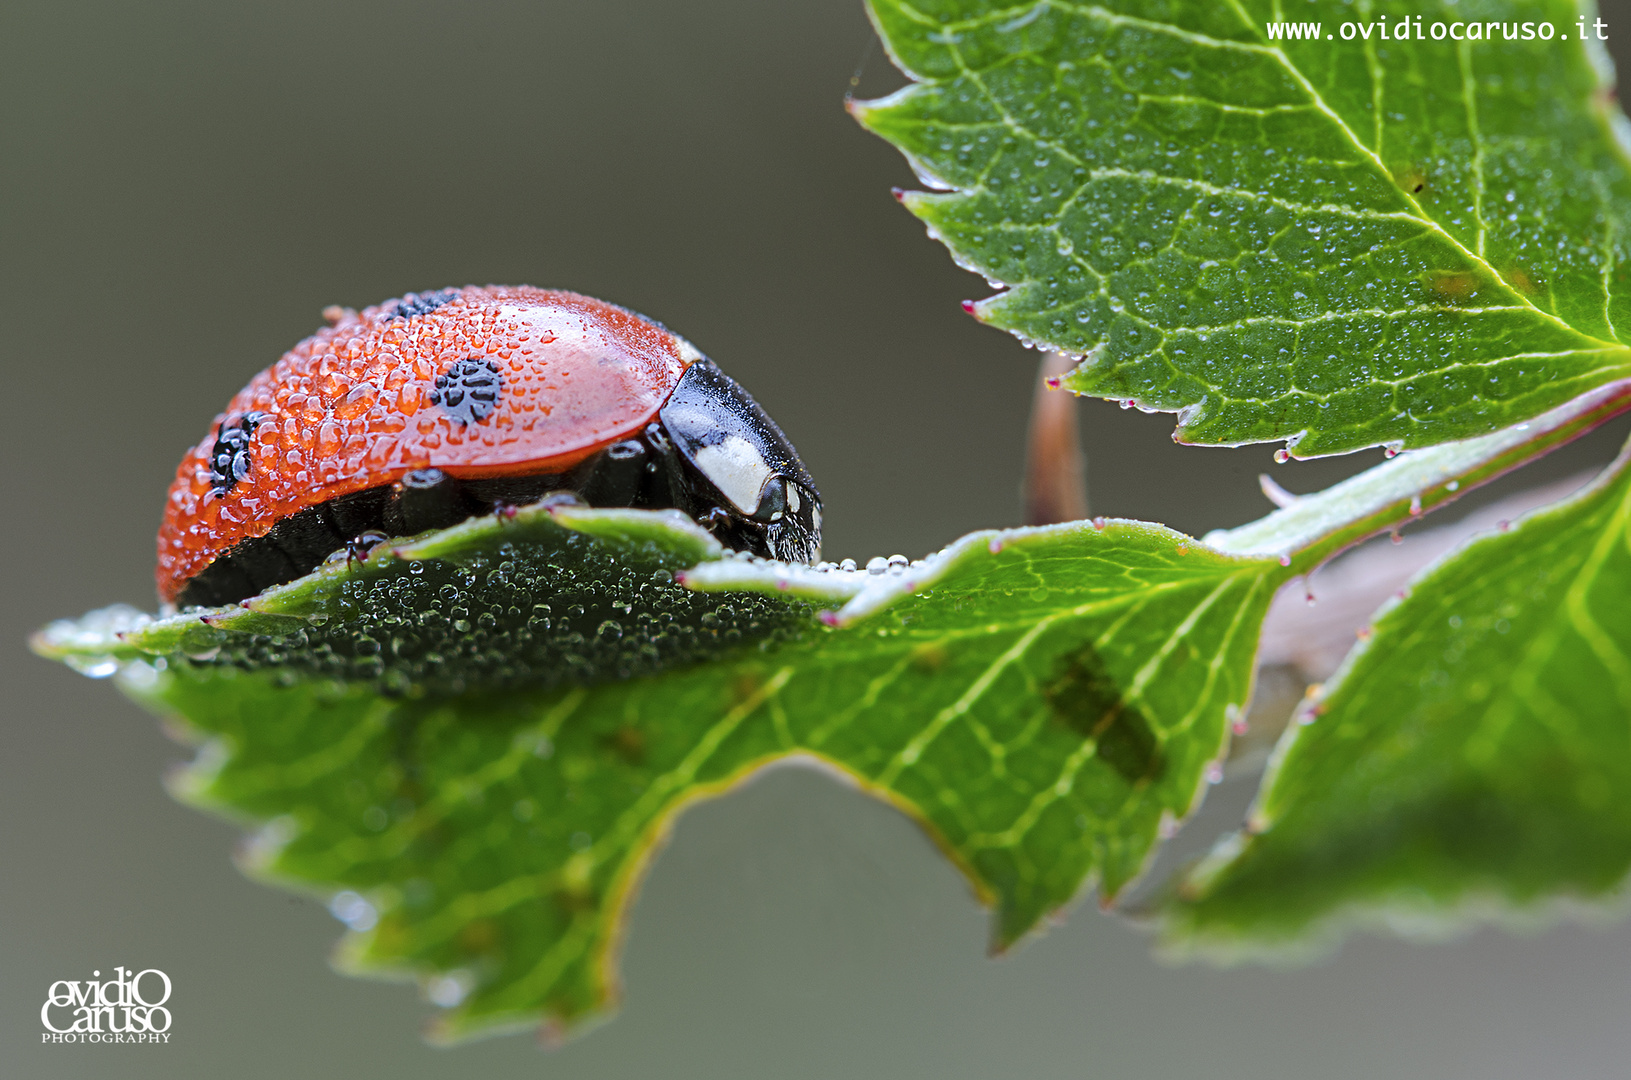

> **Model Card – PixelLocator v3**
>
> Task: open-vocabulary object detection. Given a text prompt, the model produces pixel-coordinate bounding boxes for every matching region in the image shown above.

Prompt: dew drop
[65,655,119,678]
[427,972,473,1009]
[328,890,378,932]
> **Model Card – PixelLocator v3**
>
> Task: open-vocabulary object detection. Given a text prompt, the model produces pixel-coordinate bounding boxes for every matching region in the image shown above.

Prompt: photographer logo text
[41,967,172,1044]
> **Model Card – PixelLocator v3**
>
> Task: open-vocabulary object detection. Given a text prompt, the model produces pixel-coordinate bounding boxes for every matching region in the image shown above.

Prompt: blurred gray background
[7,1,1631,1076]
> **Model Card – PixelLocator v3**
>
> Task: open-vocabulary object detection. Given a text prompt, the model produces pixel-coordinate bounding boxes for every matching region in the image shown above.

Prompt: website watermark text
[1266,16,1607,43]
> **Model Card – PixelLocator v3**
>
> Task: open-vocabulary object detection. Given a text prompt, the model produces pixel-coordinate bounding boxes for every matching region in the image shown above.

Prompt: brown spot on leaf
[1503,265,1541,295]
[458,918,501,952]
[730,671,764,706]
[605,725,645,765]
[1425,271,1481,301]
[552,885,596,913]
[910,641,949,673]
[1044,645,1164,785]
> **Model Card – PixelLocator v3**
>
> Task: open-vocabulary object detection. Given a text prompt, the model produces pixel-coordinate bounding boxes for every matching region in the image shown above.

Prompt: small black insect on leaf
[388,288,459,321]
[1394,164,1428,194]
[429,357,503,425]
[208,412,266,494]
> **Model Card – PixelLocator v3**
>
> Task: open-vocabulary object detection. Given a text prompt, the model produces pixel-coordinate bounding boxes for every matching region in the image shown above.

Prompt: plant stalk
[1024,352,1090,526]
[1207,380,1631,574]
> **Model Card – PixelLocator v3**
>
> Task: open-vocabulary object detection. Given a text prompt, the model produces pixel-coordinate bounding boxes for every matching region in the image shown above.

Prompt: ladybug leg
[344,530,390,567]
[699,506,734,533]
[321,529,390,569]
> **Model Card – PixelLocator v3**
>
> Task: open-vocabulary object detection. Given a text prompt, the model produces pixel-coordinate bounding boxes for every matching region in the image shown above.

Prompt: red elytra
[156,286,696,604]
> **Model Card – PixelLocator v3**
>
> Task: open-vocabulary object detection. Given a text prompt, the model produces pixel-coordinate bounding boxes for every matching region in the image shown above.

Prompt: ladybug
[157,286,822,609]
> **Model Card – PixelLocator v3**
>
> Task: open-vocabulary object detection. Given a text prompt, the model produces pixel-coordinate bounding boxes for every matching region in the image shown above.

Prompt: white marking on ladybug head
[786,485,801,513]
[693,435,773,515]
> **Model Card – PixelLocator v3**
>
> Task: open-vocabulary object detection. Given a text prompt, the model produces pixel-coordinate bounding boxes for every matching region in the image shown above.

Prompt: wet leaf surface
[856,0,1631,455]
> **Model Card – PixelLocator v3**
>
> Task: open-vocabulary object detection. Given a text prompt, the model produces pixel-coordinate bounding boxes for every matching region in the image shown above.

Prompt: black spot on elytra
[429,356,503,425]
[208,412,265,494]
[1044,645,1164,785]
[387,289,459,322]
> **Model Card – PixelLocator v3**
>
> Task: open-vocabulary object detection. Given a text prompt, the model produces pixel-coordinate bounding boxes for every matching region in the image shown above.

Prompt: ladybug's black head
[658,359,821,564]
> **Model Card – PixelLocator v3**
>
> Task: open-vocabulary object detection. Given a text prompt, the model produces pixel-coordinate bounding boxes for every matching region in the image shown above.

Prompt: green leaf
[854,0,1631,456]
[33,502,822,696]
[1164,438,1631,956]
[37,506,1286,1039]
